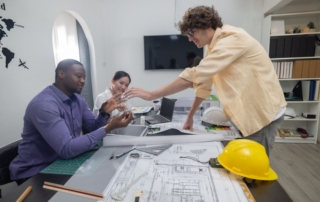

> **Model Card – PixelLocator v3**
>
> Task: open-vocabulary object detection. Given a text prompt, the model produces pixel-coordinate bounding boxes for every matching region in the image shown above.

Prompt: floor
[270,142,320,202]
[1,143,320,201]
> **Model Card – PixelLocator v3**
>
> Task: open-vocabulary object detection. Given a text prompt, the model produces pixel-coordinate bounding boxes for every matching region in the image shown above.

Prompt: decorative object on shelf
[293,26,301,33]
[302,26,310,33]
[270,20,285,35]
[301,113,316,119]
[297,128,309,138]
[285,28,293,34]
[307,21,316,32]
[284,81,303,101]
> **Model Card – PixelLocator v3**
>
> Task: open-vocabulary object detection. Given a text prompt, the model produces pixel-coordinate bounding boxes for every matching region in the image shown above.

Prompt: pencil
[16,186,32,202]
[114,148,135,159]
[43,181,104,200]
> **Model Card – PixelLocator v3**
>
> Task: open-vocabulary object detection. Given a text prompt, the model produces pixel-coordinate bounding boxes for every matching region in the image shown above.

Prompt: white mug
[153,100,160,112]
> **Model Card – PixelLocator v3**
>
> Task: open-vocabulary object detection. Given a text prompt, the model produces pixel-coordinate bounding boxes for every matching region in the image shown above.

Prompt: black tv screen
[144,35,203,70]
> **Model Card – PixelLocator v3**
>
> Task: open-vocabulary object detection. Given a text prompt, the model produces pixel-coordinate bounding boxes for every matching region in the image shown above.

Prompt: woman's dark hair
[113,71,131,84]
[178,6,223,35]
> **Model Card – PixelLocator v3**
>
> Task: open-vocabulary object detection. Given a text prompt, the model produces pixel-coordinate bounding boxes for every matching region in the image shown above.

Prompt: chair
[0,139,21,198]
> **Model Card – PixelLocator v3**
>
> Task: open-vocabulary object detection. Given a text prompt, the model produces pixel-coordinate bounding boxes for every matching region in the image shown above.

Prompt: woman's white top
[93,88,119,117]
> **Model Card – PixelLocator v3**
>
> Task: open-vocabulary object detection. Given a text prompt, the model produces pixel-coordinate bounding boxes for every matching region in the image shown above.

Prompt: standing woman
[93,71,131,116]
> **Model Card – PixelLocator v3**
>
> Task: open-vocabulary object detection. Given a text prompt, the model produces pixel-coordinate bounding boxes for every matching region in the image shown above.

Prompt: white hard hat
[284,107,296,119]
[201,107,231,126]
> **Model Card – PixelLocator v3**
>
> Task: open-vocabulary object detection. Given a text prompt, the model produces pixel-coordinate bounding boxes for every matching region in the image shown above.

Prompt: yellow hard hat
[217,139,278,181]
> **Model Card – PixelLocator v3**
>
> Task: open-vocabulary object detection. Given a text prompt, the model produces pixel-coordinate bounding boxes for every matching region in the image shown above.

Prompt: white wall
[0,0,264,147]
[0,0,106,147]
[102,0,264,107]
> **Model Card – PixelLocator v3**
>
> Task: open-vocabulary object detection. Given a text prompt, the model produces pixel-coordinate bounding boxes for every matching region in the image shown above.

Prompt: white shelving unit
[262,11,320,144]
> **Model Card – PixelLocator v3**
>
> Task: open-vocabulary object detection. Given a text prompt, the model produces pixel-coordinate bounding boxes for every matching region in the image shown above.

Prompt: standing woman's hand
[182,116,194,132]
[123,87,154,101]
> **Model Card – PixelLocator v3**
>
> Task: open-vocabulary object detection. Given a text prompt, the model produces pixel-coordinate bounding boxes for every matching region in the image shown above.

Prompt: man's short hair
[178,6,223,35]
[55,59,83,78]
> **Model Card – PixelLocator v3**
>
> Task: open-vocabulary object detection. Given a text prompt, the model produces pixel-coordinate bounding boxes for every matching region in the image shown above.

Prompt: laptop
[145,97,175,124]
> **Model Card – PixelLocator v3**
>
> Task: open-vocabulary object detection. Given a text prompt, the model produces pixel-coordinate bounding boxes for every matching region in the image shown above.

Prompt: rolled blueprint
[103,134,223,147]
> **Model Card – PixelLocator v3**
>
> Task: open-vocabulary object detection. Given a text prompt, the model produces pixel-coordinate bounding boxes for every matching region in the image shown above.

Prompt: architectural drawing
[100,142,254,202]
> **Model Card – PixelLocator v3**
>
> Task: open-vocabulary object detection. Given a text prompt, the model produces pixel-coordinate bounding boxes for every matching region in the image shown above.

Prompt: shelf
[271,32,320,37]
[279,78,320,81]
[271,11,320,18]
[275,136,316,144]
[284,117,317,121]
[271,56,320,61]
[286,101,319,103]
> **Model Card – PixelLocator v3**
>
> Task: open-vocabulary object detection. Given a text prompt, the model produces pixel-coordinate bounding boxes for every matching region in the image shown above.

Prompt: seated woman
[93,71,131,116]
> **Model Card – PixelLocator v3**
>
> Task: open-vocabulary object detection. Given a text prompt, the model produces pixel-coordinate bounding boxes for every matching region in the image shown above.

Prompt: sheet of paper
[103,134,224,147]
[99,142,254,202]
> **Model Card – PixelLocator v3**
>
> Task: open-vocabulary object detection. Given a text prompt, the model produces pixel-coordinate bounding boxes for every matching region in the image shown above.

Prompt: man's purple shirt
[9,85,109,180]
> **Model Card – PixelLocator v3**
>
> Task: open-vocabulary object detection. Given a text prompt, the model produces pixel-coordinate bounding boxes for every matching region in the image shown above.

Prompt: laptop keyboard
[154,115,169,122]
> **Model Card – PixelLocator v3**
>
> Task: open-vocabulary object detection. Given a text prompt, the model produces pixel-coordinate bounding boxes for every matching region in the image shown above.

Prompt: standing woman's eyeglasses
[186,28,195,37]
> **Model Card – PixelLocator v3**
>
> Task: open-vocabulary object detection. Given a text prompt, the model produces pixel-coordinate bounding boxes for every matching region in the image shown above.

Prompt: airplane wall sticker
[18,58,28,69]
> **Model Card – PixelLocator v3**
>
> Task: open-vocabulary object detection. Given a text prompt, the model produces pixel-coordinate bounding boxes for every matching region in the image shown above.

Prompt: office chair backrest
[0,140,21,185]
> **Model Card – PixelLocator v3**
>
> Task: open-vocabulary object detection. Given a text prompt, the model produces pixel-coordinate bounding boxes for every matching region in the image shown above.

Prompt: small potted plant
[308,22,316,32]
[293,26,301,33]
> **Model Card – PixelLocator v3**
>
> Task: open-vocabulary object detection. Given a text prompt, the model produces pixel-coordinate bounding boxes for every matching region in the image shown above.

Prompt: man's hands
[104,112,133,133]
[100,93,126,114]
[182,116,194,132]
[123,87,154,101]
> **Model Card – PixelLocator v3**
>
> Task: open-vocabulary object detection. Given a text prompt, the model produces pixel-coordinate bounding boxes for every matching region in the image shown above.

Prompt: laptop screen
[160,97,175,120]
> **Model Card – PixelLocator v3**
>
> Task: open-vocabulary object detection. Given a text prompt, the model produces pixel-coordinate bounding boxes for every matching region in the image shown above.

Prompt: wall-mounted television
[144,34,203,70]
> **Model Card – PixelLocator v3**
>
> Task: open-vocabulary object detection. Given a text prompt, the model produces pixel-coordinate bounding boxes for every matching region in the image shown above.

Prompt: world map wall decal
[0,3,27,69]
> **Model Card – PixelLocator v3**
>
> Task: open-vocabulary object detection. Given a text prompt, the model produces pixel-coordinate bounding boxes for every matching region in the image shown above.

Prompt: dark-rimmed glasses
[186,28,195,37]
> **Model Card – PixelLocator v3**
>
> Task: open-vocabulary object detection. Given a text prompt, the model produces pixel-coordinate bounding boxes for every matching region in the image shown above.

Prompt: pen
[112,148,135,160]
[16,186,32,202]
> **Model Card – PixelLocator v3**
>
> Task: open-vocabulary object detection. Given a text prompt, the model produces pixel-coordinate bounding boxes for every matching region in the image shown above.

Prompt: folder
[292,60,303,78]
[298,37,308,57]
[276,37,285,58]
[316,60,320,78]
[306,36,316,57]
[269,38,277,58]
[291,36,301,57]
[308,60,317,78]
[314,80,320,101]
[301,60,310,78]
[283,37,293,58]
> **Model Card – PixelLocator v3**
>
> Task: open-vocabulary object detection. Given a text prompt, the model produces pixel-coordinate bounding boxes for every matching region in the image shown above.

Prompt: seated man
[9,59,132,181]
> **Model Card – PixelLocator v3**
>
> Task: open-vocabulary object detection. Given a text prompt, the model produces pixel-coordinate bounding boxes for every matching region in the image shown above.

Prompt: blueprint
[99,142,254,202]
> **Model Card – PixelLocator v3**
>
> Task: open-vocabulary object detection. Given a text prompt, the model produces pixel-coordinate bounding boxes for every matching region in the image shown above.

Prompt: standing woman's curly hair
[178,6,223,35]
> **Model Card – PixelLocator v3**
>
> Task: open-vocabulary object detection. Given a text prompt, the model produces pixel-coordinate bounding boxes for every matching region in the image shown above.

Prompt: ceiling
[286,0,320,6]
